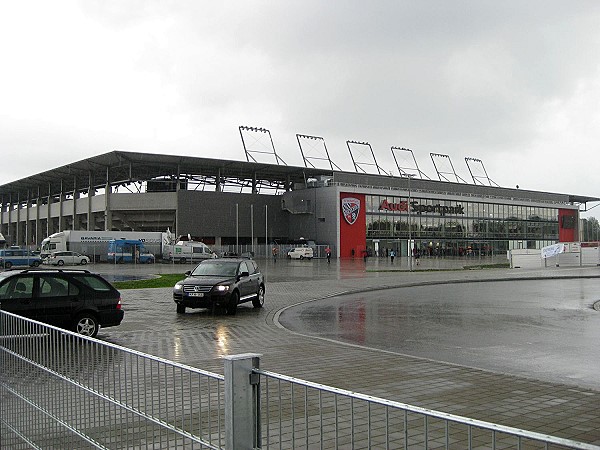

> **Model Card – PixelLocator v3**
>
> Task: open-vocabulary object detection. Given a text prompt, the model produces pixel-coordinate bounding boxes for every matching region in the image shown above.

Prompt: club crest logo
[342,197,361,225]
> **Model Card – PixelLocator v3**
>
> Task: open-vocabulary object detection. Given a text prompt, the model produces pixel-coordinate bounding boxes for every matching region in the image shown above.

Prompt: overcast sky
[1,1,599,215]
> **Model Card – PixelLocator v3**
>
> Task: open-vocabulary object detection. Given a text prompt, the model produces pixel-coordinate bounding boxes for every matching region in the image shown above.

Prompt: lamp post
[406,174,416,271]
[489,213,494,259]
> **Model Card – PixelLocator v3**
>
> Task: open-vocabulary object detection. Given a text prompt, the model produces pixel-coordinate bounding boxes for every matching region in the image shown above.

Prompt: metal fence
[2,311,599,450]
[1,311,225,449]
[255,369,599,450]
[216,244,334,260]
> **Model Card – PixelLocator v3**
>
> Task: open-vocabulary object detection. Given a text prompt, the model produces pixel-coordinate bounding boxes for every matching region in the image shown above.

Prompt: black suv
[0,268,123,337]
[173,258,265,315]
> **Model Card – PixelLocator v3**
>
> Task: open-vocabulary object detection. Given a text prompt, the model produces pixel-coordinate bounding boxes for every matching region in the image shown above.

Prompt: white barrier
[510,243,600,269]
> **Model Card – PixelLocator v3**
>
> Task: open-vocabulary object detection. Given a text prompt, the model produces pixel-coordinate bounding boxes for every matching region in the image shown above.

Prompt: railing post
[223,353,262,450]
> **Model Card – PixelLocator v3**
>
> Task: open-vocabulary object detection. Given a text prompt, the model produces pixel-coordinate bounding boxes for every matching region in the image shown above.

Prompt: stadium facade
[0,151,597,258]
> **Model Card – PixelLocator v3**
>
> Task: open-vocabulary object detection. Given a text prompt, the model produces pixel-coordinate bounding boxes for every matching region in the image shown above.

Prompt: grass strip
[113,273,186,290]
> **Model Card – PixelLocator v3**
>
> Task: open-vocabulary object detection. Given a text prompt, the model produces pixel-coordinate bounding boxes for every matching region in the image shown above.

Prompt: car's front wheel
[252,285,265,308]
[176,304,186,314]
[73,313,99,338]
[80,259,88,265]
[31,261,40,267]
[57,260,65,266]
[4,261,12,269]
[226,291,239,315]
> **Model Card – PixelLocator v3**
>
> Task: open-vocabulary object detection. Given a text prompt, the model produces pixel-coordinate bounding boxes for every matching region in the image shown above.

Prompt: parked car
[287,247,314,260]
[44,251,91,266]
[0,248,42,269]
[173,257,265,315]
[0,268,124,337]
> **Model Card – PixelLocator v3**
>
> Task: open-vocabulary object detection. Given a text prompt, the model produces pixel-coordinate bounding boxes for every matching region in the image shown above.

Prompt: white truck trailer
[41,231,166,262]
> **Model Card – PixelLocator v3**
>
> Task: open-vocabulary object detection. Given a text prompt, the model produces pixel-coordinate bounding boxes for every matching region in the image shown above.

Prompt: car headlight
[215,285,230,292]
[174,284,183,291]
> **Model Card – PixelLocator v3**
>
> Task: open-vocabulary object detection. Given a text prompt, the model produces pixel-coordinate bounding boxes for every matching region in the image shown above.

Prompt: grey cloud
[2,1,599,199]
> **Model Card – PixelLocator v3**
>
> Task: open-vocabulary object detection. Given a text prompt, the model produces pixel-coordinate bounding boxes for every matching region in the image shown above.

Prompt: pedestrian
[325,246,331,263]
[272,246,278,262]
[351,248,355,258]
[390,249,395,263]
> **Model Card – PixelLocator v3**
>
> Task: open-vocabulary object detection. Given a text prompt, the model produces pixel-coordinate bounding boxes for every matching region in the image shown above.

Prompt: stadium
[1,127,598,258]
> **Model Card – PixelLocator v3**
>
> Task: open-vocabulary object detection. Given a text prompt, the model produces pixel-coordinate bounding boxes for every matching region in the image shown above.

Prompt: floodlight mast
[465,157,500,187]
[346,140,390,175]
[239,125,287,165]
[296,134,342,171]
[430,153,467,183]
[390,146,431,180]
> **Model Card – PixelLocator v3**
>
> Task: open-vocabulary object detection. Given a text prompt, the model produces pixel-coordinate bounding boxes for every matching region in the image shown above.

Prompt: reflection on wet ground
[87,254,510,283]
[279,278,600,390]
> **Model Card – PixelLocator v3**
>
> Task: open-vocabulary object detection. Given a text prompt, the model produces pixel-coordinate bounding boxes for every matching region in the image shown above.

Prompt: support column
[46,182,52,236]
[1,195,4,237]
[87,171,95,231]
[72,176,80,230]
[15,193,20,246]
[174,164,180,238]
[25,192,30,247]
[7,195,13,246]
[104,167,112,231]
[35,186,42,245]
[58,180,65,231]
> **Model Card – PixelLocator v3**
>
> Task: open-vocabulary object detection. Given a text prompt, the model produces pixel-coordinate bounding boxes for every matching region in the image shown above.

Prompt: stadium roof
[0,150,598,208]
[0,150,332,200]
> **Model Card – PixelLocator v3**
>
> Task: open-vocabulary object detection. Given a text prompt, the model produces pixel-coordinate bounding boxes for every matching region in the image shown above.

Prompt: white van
[164,241,216,263]
[287,247,314,260]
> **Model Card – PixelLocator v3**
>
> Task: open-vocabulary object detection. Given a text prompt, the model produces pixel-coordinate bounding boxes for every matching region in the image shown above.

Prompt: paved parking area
[96,259,600,446]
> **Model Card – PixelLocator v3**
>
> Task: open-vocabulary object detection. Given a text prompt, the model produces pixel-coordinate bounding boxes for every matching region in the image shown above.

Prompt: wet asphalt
[87,256,600,445]
[278,278,600,390]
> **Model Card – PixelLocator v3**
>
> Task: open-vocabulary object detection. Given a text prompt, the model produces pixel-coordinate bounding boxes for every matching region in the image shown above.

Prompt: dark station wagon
[0,268,124,337]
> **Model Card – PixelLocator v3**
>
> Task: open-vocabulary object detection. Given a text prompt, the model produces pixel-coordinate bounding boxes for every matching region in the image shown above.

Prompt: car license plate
[189,292,204,297]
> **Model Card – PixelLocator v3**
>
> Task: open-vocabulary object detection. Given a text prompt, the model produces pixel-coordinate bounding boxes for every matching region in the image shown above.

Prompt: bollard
[223,353,262,450]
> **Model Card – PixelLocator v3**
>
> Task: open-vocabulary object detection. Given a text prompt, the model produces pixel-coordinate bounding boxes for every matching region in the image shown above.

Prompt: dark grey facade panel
[111,192,178,211]
[176,191,288,239]
[283,188,339,244]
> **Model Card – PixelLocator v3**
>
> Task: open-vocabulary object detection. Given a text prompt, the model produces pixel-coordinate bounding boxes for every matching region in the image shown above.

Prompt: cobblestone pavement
[99,259,600,446]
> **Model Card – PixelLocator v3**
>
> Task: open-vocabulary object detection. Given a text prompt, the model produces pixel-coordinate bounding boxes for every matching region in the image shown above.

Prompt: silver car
[44,251,90,266]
